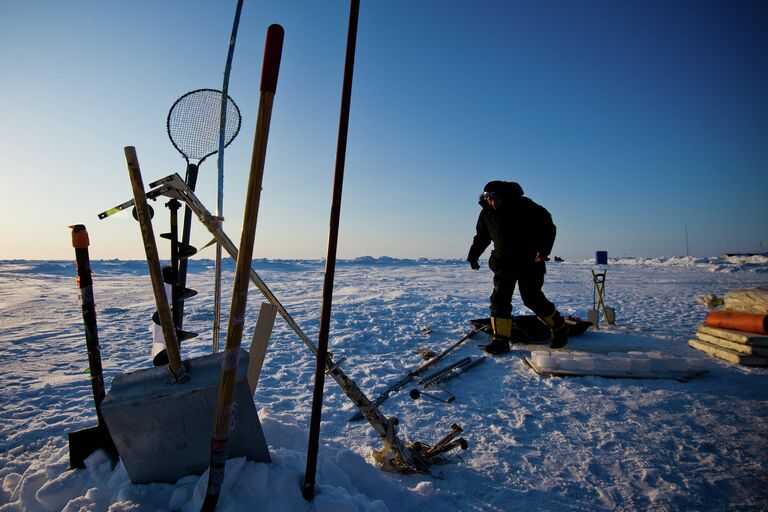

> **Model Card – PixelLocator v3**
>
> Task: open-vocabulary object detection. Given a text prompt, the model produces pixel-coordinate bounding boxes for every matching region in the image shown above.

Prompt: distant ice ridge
[570,255,768,273]
[0,254,765,277]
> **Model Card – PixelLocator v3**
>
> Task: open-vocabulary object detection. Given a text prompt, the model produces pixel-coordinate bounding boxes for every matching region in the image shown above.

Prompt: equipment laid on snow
[690,286,768,367]
[705,310,767,335]
[66,225,119,470]
[347,325,484,422]
[410,388,455,403]
[722,285,768,315]
[407,356,486,404]
[689,324,768,366]
[406,424,468,461]
[419,355,485,388]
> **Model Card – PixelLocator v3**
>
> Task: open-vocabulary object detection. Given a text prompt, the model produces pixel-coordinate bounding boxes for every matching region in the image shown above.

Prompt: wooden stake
[125,147,185,380]
[248,302,278,395]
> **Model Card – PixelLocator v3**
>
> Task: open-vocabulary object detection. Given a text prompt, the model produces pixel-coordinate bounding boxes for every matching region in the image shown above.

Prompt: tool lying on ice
[419,355,485,388]
[409,388,455,403]
[408,356,485,404]
[348,326,484,422]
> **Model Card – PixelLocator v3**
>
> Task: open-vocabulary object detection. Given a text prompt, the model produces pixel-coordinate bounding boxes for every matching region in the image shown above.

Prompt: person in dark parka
[467,180,568,354]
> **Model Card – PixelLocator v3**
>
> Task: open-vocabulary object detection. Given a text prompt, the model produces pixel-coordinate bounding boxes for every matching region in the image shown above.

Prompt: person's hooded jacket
[467,181,556,267]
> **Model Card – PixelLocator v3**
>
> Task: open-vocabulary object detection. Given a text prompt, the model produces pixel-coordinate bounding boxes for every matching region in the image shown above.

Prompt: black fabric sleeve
[467,213,491,262]
[535,205,556,257]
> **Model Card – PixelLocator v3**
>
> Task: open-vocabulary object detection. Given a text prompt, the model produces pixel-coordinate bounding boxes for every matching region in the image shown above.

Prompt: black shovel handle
[70,225,106,407]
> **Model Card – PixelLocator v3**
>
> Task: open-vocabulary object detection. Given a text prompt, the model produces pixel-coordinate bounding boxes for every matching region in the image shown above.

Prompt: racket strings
[167,89,241,162]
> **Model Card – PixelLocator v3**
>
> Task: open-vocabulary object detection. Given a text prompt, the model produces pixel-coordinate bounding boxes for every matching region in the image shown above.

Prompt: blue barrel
[596,251,608,265]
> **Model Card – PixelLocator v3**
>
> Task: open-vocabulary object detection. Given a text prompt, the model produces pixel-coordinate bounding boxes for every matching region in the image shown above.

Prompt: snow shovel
[590,269,615,327]
[67,224,119,469]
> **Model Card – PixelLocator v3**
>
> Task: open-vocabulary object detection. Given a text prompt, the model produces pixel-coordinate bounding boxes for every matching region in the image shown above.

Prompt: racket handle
[261,24,284,94]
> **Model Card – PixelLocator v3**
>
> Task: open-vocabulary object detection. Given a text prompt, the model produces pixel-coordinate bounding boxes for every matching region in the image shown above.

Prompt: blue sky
[1,0,766,260]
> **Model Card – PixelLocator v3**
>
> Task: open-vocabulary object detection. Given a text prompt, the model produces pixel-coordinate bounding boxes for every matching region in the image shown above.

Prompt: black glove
[468,259,480,270]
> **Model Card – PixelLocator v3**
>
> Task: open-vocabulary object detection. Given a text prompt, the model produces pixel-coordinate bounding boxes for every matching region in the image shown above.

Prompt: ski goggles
[481,191,499,201]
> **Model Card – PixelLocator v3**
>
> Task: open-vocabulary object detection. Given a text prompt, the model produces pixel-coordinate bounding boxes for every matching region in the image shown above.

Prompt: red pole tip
[70,224,90,248]
[260,24,284,94]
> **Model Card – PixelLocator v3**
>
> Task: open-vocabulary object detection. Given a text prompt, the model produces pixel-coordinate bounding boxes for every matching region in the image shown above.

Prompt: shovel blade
[68,423,118,469]
[100,349,270,484]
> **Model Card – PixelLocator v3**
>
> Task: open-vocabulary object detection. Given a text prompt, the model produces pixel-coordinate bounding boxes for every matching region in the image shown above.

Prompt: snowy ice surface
[1,256,767,511]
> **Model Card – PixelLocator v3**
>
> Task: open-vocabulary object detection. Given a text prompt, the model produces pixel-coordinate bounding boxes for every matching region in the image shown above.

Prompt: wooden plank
[697,324,768,347]
[695,332,768,356]
[248,302,278,396]
[688,338,768,367]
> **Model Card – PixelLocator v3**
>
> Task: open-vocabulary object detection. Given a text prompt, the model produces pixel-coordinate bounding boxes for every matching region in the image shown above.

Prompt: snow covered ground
[1,255,767,511]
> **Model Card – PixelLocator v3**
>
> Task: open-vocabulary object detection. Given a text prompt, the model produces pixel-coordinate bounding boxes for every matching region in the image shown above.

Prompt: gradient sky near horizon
[1,0,766,261]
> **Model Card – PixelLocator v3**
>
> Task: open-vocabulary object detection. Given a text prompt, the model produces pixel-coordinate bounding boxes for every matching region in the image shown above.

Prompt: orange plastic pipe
[705,310,767,335]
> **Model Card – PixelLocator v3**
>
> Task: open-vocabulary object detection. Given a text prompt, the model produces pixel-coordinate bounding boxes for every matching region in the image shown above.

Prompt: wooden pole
[125,146,185,380]
[247,302,278,395]
[201,23,284,512]
[303,0,360,501]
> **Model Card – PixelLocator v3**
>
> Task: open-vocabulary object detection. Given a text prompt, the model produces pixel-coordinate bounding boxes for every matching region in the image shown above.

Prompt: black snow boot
[484,316,513,355]
[539,311,568,349]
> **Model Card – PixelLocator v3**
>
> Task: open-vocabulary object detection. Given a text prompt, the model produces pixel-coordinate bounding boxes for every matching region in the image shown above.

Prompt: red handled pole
[201,23,284,512]
[71,225,107,408]
[302,0,360,501]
